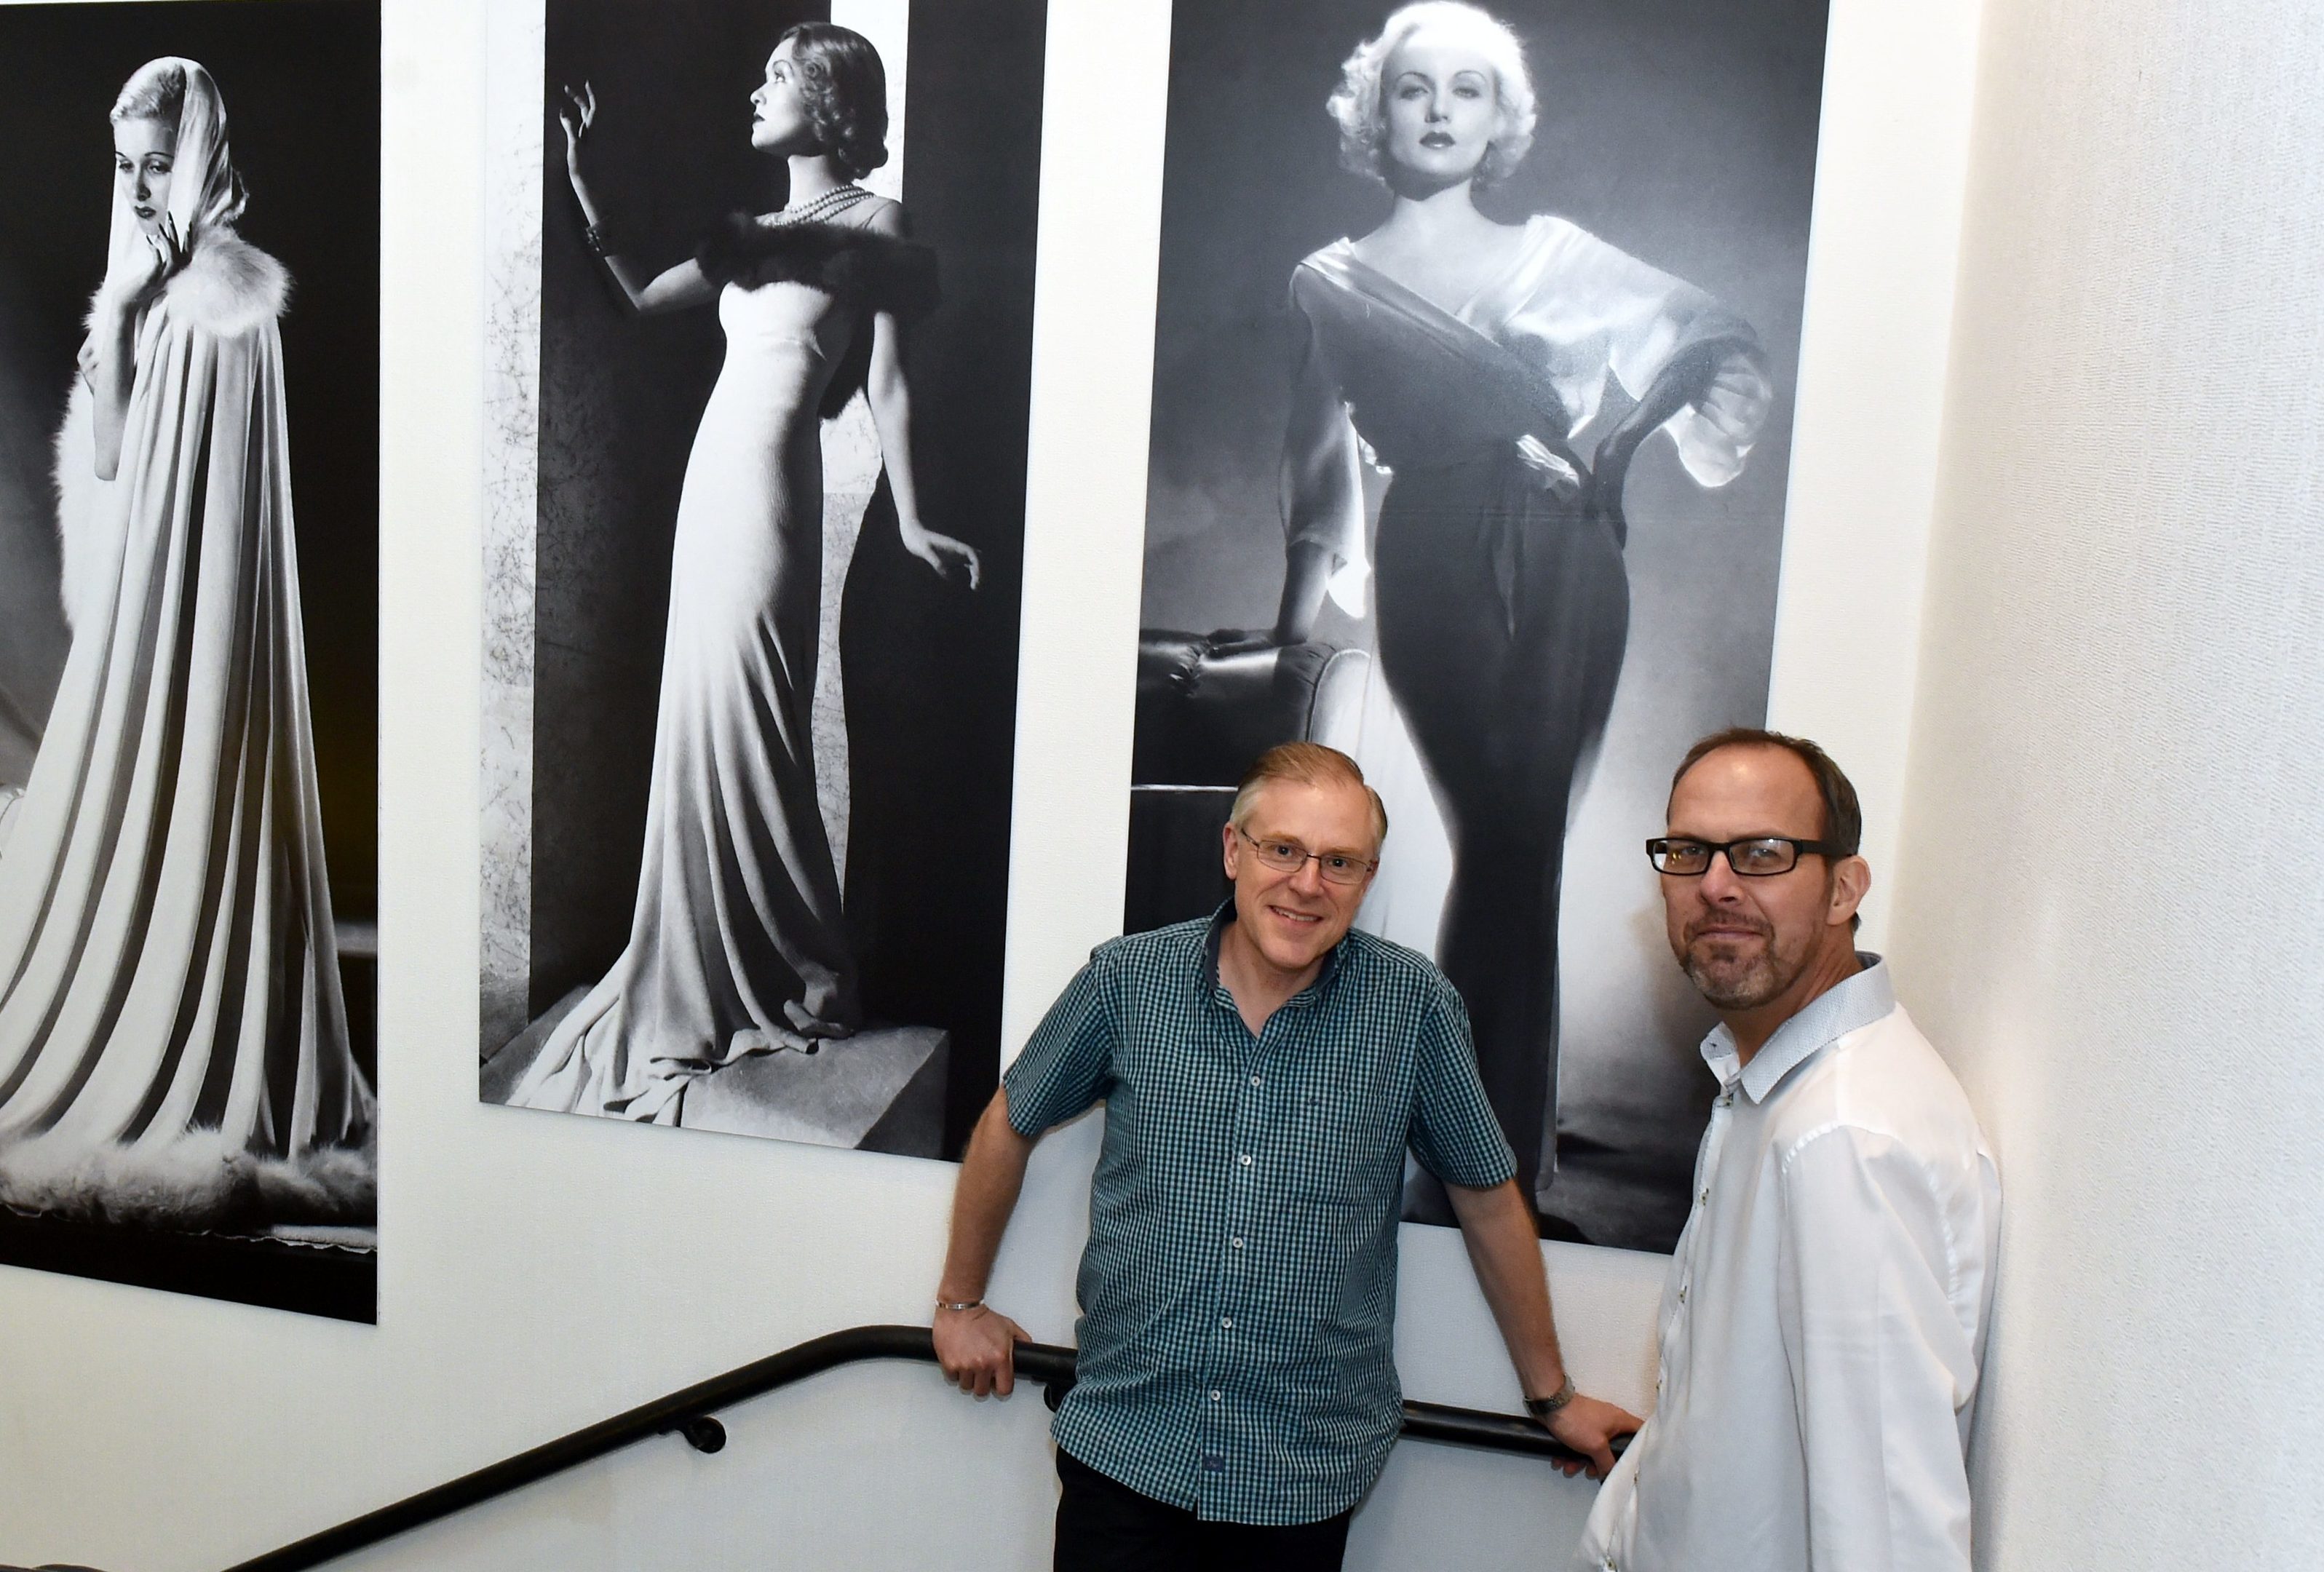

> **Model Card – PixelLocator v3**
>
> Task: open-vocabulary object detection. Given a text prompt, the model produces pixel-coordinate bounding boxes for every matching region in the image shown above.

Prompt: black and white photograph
[479,0,1045,1162]
[0,1,381,1320]
[1127,0,1829,1252]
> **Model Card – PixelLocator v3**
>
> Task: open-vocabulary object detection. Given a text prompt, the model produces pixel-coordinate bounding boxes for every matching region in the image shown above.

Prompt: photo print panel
[0,1,381,1320]
[480,0,1044,1162]
[1127,0,1829,1252]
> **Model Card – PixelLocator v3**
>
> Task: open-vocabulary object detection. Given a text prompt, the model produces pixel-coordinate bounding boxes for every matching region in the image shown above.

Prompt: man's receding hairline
[1666,740,1831,835]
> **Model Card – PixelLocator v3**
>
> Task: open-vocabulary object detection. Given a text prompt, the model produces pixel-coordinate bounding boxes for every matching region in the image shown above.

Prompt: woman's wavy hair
[1327,2,1536,188]
[778,23,889,181]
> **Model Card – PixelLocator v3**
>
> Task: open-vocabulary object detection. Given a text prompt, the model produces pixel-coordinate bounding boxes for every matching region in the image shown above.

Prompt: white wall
[0,1,1982,1567]
[1887,2,2324,1568]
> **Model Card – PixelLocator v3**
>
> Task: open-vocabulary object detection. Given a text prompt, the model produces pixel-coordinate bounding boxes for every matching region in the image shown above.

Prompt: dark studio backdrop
[1133,0,1829,1252]
[0,0,381,1318]
[523,0,1044,1155]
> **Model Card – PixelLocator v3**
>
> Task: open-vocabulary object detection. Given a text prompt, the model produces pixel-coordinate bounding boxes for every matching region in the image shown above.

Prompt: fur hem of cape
[0,1131,375,1234]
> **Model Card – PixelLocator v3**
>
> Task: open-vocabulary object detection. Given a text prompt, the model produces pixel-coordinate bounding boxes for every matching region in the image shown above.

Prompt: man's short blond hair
[1229,742,1389,850]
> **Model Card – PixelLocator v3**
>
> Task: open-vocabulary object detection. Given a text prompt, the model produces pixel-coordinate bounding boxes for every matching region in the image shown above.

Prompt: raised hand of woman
[106,213,185,311]
[558,81,599,186]
[900,523,983,591]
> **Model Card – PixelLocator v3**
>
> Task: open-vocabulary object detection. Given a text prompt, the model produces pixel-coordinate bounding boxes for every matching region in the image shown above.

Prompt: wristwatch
[1523,1375,1577,1422]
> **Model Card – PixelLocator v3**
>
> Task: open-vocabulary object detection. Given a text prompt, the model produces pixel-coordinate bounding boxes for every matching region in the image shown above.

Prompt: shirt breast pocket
[1285,1082,1400,1211]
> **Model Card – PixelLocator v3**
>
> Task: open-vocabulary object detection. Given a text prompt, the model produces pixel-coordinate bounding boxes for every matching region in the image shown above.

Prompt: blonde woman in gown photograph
[0,57,375,1236]
[507,23,980,1124]
[1251,1,1774,1223]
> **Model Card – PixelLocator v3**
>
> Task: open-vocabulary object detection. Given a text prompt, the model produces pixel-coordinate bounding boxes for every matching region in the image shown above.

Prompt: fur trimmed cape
[53,230,290,632]
[3,226,373,1238]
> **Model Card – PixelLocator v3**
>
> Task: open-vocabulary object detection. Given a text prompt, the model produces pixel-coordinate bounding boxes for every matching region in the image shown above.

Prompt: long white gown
[511,226,916,1124]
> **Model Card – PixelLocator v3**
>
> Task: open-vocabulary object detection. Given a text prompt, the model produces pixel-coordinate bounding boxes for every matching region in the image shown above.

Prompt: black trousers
[1053,1449,1354,1572]
[1373,457,1630,1220]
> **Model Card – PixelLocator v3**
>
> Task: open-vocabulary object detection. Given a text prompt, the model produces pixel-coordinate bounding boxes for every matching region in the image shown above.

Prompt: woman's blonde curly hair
[1326,2,1536,188]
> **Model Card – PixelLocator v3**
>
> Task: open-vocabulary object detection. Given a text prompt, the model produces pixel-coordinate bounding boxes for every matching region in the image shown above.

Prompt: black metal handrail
[225,1324,1600,1572]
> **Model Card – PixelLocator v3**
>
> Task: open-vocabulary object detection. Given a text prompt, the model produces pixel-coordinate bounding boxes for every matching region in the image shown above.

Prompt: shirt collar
[1202,897,1346,1010]
[1700,952,1895,1103]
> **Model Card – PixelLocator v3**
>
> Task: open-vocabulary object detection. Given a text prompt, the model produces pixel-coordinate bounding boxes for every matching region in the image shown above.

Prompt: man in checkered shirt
[935,742,1638,1571]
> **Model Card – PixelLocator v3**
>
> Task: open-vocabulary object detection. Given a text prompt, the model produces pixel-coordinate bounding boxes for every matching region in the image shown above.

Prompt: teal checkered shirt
[1002,907,1516,1525]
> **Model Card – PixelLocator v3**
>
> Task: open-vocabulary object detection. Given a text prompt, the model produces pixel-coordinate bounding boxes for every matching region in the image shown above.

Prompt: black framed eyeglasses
[1646,835,1846,878]
[1237,827,1377,887]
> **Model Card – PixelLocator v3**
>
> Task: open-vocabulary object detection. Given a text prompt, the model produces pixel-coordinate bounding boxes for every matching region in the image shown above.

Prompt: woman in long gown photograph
[507,23,980,1124]
[0,59,376,1242]
[1251,1,1774,1223]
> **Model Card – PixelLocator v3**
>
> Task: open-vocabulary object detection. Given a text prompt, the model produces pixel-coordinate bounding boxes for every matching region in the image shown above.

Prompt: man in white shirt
[1574,729,2001,1572]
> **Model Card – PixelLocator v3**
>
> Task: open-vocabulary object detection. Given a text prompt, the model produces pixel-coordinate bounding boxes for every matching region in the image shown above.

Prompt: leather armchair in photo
[1125,630,1371,933]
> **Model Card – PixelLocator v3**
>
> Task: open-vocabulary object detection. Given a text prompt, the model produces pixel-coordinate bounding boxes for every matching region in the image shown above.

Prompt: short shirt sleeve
[1406,976,1518,1188]
[999,942,1124,1136]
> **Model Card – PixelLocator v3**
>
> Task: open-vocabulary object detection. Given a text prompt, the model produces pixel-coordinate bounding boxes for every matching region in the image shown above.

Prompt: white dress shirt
[1573,958,2001,1572]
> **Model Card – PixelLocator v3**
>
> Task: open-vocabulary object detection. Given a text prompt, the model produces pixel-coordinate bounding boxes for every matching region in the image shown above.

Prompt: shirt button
[1678,1285,1688,1303]
[1210,1390,1223,1402]
[1221,1317,1233,1330]
[1231,1237,1245,1249]
[1250,1074,1262,1087]
[1698,1189,1710,1207]
[1239,1154,1253,1167]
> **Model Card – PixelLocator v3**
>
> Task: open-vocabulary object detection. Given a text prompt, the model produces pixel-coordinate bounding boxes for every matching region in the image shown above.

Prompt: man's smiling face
[1222,778,1379,980]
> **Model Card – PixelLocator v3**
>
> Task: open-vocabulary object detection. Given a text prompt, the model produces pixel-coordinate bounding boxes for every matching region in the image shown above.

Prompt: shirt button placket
[1212,1049,1266,1504]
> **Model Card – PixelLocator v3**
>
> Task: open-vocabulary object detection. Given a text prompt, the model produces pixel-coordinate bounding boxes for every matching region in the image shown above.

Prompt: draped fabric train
[0,234,375,1229]
[509,277,865,1124]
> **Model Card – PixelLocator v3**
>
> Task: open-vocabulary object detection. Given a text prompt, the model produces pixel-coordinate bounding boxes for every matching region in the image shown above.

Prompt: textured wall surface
[1889,2,2324,1567]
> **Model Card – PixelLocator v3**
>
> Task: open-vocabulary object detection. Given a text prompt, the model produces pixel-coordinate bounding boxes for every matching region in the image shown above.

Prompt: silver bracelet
[935,1298,983,1314]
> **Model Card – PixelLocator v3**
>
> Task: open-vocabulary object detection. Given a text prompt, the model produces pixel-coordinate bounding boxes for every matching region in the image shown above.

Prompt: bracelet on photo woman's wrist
[584,221,616,258]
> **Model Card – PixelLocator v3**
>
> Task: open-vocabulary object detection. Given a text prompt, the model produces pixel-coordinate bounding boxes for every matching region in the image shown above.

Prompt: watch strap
[1523,1375,1577,1420]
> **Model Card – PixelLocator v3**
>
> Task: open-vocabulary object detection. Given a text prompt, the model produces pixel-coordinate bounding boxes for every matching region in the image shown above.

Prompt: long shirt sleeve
[1777,1126,1985,1571]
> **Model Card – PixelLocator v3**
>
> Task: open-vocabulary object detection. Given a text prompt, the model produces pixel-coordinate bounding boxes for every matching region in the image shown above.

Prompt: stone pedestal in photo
[482,989,949,1158]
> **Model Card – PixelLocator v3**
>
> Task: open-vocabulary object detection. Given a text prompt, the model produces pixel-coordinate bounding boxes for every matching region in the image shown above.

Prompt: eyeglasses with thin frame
[1646,835,1847,878]
[1237,827,1378,887]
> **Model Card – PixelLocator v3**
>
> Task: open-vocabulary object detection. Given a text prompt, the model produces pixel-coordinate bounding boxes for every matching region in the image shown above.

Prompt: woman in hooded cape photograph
[0,57,375,1236]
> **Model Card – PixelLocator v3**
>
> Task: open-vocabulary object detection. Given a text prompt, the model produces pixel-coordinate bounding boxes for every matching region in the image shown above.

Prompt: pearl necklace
[774,183,872,227]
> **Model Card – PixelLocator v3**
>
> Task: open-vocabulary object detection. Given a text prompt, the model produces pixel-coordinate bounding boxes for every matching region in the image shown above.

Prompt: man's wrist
[1523,1373,1577,1421]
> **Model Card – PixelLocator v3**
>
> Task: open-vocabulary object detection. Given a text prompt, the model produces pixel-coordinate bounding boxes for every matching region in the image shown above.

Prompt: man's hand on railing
[1543,1394,1643,1480]
[934,1303,1030,1398]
